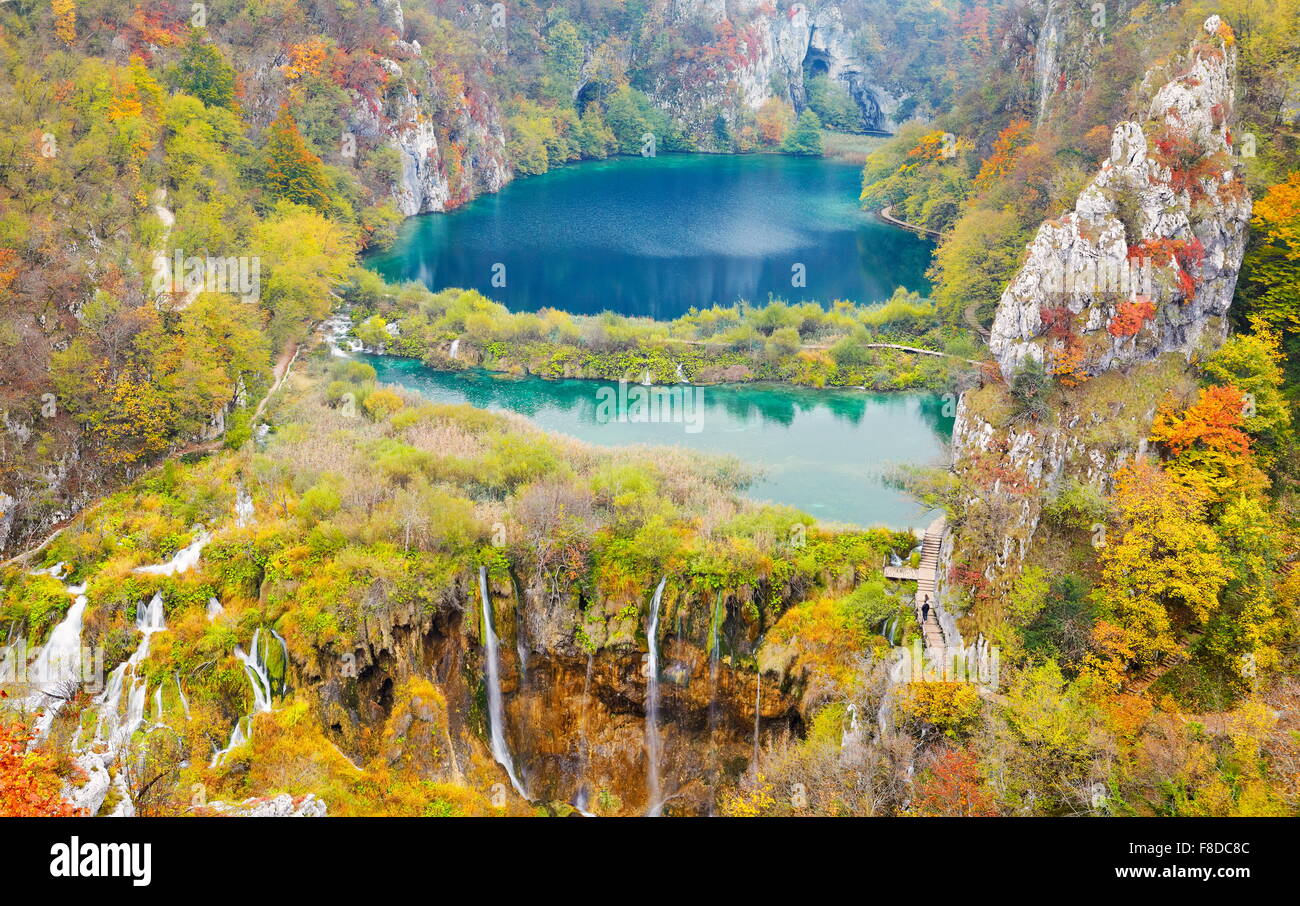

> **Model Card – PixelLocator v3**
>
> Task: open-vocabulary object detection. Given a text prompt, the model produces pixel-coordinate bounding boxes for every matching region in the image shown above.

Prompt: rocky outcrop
[989,16,1248,382]
[343,4,511,215]
[946,18,1249,596]
[207,793,328,817]
[1023,0,1145,123]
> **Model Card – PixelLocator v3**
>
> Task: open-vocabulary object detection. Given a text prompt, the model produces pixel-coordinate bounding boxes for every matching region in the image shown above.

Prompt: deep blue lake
[364,153,933,319]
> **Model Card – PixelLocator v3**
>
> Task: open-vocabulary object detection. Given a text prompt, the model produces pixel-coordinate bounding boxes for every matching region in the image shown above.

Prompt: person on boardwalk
[921,596,930,625]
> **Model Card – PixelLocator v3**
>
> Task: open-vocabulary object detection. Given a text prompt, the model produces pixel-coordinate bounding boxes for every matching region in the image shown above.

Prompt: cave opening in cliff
[803,47,832,78]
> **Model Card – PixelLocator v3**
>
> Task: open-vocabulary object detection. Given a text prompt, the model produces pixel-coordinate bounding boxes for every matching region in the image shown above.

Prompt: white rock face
[208,793,328,817]
[987,16,1249,382]
[344,3,512,216]
[0,490,14,552]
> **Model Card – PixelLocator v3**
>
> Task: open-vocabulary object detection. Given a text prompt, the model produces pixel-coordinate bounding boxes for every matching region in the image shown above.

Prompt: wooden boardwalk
[883,516,947,650]
[878,205,943,240]
[915,516,946,649]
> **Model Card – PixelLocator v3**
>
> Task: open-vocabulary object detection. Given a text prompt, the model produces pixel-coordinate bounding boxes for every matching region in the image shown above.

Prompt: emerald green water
[364,154,932,319]
[365,355,953,529]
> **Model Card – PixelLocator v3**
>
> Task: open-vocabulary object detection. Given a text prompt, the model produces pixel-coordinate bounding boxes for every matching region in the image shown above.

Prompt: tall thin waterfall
[449,338,461,360]
[480,567,527,799]
[572,651,595,815]
[235,487,255,527]
[645,577,666,816]
[95,593,167,749]
[752,673,762,771]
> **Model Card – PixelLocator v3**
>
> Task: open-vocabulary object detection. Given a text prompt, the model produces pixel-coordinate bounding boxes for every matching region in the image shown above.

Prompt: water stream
[479,566,528,799]
[645,577,666,816]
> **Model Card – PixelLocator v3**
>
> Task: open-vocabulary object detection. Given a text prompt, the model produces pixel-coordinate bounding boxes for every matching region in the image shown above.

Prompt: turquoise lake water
[364,355,953,529]
[364,153,933,320]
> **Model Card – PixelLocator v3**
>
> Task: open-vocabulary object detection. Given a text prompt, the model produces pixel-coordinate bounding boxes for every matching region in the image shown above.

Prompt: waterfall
[236,628,279,712]
[101,593,167,746]
[211,627,287,766]
[751,673,762,771]
[449,337,461,360]
[675,362,686,383]
[323,313,360,357]
[70,591,171,815]
[479,567,528,799]
[206,597,224,620]
[174,673,190,720]
[644,577,666,816]
[842,703,860,749]
[572,651,594,814]
[573,787,596,818]
[235,487,254,527]
[27,589,89,736]
[134,531,209,576]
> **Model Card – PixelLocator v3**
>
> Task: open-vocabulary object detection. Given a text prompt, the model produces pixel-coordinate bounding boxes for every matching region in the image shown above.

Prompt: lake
[364,355,953,530]
[364,154,933,320]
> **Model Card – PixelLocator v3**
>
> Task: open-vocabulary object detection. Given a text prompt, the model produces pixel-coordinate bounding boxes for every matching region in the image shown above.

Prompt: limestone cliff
[645,0,904,137]
[945,17,1250,599]
[301,569,800,815]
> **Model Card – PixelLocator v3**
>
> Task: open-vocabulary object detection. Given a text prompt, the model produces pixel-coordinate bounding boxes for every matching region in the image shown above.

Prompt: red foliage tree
[910,749,998,817]
[1107,296,1157,337]
[263,107,333,213]
[1150,384,1251,456]
[0,717,83,817]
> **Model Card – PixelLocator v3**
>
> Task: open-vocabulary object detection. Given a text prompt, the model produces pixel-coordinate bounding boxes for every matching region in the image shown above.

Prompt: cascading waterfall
[323,313,361,357]
[210,627,286,767]
[206,597,224,620]
[134,531,210,576]
[63,539,204,815]
[479,567,528,799]
[25,575,89,737]
[449,337,461,360]
[880,613,900,646]
[66,591,171,817]
[175,673,190,720]
[97,593,167,747]
[644,577,666,816]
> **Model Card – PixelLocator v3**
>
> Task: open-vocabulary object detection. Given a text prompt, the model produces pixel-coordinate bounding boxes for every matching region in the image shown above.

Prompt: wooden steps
[912,516,946,650]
